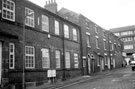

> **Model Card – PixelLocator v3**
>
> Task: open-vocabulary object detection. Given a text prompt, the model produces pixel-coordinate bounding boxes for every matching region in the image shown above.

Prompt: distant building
[110,25,135,65]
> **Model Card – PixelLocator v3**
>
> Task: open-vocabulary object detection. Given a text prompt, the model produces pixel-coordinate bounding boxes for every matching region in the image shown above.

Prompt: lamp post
[22,12,33,89]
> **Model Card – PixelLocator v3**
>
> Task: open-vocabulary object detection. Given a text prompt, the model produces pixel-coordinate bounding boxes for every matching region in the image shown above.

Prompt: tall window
[96,36,99,49]
[25,46,35,68]
[64,24,69,38]
[25,7,34,27]
[65,52,70,68]
[42,15,49,32]
[2,0,15,21]
[55,20,59,35]
[42,48,50,68]
[103,40,106,50]
[95,25,98,34]
[74,53,79,68]
[86,34,91,47]
[9,43,15,69]
[103,31,106,37]
[73,28,77,41]
[55,50,60,68]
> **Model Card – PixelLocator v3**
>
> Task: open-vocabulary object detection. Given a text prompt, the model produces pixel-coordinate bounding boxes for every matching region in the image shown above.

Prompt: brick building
[58,8,124,75]
[0,0,81,88]
[0,0,124,89]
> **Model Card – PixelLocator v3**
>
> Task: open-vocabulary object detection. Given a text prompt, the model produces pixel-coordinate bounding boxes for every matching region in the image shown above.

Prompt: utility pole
[22,12,33,89]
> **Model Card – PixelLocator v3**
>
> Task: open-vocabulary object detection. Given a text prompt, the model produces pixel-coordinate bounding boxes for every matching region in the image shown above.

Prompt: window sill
[87,46,91,48]
[97,65,100,67]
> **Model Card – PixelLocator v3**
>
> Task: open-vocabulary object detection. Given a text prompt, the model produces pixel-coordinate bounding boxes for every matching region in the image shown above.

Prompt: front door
[88,57,91,74]
[101,57,104,70]
[0,42,2,84]
[113,59,116,68]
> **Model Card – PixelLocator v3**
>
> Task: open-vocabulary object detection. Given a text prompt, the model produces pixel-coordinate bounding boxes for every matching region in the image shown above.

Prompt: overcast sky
[29,0,135,30]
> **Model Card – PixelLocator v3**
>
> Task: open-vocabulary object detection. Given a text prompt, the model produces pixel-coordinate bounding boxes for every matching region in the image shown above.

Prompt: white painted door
[0,42,2,84]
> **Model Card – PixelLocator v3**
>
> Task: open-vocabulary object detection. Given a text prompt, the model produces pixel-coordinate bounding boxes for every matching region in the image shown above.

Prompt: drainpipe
[62,23,66,81]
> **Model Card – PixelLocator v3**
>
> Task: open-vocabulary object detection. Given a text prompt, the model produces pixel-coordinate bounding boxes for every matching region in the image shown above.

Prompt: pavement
[27,67,126,89]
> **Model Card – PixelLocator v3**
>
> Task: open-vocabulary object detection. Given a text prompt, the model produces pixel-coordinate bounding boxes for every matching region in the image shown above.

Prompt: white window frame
[42,48,50,68]
[9,43,15,69]
[55,50,60,68]
[65,52,70,68]
[74,53,79,68]
[64,24,69,38]
[55,20,59,35]
[42,15,49,32]
[25,46,35,69]
[25,7,34,27]
[2,0,15,21]
[73,28,77,41]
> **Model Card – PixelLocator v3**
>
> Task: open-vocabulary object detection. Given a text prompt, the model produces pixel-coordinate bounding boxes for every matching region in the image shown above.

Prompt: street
[55,66,135,89]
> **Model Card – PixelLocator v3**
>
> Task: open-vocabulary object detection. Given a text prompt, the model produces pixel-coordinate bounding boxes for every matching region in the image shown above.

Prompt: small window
[42,48,50,68]
[73,28,77,41]
[25,46,35,68]
[55,50,60,68]
[9,43,15,69]
[55,20,59,35]
[42,15,49,32]
[64,24,69,38]
[2,0,15,21]
[25,7,34,27]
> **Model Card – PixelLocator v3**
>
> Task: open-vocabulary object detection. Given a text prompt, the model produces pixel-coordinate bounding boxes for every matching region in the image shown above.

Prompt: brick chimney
[44,0,58,14]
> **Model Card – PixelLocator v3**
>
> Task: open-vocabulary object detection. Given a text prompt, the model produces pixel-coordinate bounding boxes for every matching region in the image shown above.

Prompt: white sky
[29,0,135,30]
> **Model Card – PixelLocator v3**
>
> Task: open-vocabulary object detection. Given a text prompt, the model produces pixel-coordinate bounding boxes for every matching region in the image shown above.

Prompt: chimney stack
[44,0,58,14]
